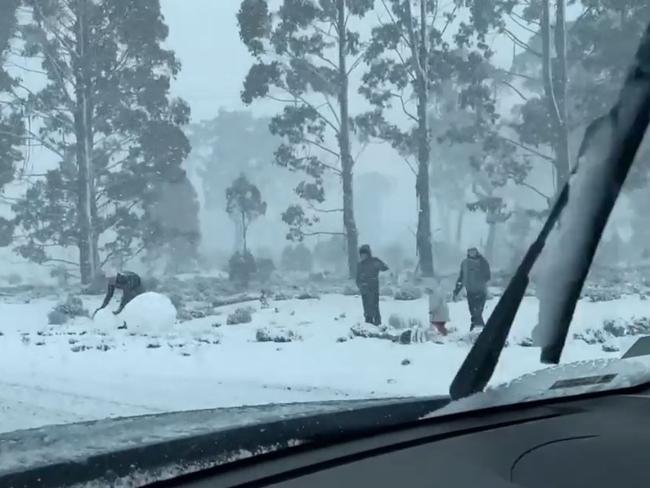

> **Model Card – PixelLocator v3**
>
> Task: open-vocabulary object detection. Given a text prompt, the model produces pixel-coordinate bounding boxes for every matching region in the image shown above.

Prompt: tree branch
[520,181,551,204]
[504,28,541,57]
[508,13,537,35]
[306,201,343,213]
[304,138,340,159]
[500,80,528,101]
[392,91,418,122]
[402,156,417,176]
[501,136,554,161]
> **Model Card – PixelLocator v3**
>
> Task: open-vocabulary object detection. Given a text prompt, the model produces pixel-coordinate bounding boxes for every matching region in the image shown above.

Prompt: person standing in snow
[92,271,145,317]
[356,244,389,325]
[453,247,491,330]
[426,277,450,336]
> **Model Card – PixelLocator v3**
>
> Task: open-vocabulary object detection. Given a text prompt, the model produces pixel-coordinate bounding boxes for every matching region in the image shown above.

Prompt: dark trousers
[467,291,487,329]
[361,290,381,325]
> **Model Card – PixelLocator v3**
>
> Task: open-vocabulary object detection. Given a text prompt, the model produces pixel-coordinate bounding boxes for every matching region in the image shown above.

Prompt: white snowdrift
[94,292,177,334]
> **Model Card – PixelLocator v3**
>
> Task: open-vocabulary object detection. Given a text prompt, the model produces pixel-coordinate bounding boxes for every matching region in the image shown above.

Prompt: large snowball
[94,292,177,334]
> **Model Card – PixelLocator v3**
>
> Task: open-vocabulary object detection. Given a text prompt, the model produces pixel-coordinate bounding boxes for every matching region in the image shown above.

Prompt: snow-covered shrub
[394,285,423,301]
[518,337,534,347]
[228,251,256,287]
[47,309,67,325]
[297,291,319,300]
[602,343,620,353]
[48,295,89,324]
[227,307,253,325]
[603,317,650,337]
[176,309,193,322]
[350,323,398,341]
[583,287,622,302]
[274,292,290,301]
[380,286,394,297]
[256,327,300,343]
[169,293,184,310]
[343,285,357,296]
[49,266,71,287]
[573,328,608,344]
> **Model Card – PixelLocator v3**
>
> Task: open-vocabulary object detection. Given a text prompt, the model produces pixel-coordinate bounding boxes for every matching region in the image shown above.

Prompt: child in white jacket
[426,277,450,336]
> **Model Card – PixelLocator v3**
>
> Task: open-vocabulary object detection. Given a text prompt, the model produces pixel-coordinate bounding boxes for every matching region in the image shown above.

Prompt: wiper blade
[449,20,650,401]
[540,25,650,364]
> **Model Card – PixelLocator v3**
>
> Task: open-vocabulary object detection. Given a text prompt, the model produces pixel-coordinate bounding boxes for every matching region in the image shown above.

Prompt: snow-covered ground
[0,291,646,434]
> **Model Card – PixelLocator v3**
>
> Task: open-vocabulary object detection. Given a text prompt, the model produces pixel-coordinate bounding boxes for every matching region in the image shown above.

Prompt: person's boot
[432,322,448,336]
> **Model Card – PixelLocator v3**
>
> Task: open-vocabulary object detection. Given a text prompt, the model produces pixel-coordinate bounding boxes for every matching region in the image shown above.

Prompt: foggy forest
[1,0,650,433]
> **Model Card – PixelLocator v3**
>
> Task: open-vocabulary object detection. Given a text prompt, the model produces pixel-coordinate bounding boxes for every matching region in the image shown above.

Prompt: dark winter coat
[356,256,388,294]
[456,254,491,294]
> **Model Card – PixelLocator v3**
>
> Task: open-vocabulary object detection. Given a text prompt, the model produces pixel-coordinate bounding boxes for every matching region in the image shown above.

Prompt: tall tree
[237,0,374,278]
[357,1,495,276]
[0,0,24,246]
[8,0,193,283]
[189,110,280,212]
[226,174,267,253]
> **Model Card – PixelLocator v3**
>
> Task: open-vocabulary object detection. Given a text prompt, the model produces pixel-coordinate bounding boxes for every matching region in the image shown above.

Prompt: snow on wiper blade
[536,22,650,364]
[449,19,650,401]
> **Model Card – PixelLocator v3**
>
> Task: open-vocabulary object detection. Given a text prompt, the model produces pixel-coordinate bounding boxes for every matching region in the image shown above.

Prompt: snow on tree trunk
[542,0,570,193]
[337,0,359,279]
[455,208,465,246]
[73,0,98,285]
[409,0,434,277]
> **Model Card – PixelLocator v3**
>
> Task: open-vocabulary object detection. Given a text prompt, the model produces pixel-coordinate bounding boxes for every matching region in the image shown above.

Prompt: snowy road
[0,292,642,433]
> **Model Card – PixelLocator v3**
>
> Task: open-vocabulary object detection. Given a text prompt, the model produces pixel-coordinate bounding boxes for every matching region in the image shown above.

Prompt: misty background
[0,0,647,286]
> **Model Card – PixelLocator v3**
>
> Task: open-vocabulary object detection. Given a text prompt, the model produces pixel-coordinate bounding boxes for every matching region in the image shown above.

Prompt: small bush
[343,285,357,296]
[228,251,257,287]
[47,309,68,325]
[256,327,300,343]
[227,307,253,325]
[48,295,88,325]
[379,286,394,297]
[169,293,184,310]
[394,285,423,301]
[297,291,319,300]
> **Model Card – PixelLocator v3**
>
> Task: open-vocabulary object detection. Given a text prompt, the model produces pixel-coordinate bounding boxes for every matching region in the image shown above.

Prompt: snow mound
[94,292,177,334]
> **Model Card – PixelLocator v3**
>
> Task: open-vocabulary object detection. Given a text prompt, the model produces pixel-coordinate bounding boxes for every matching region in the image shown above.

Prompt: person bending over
[92,271,144,318]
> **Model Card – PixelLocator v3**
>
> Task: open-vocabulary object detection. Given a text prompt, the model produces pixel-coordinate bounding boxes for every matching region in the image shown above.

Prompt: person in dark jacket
[92,271,145,318]
[356,244,388,325]
[453,247,491,330]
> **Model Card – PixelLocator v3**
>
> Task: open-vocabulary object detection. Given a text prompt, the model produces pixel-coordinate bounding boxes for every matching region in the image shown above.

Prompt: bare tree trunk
[486,221,496,263]
[554,0,570,186]
[455,208,465,246]
[337,0,359,279]
[241,212,247,253]
[542,0,570,192]
[73,0,98,285]
[406,0,434,277]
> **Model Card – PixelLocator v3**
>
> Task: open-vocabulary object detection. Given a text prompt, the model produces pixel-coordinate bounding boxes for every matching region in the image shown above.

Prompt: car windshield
[0,0,648,444]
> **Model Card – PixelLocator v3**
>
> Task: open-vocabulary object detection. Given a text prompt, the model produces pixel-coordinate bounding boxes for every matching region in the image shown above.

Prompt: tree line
[0,0,648,286]
[237,0,650,277]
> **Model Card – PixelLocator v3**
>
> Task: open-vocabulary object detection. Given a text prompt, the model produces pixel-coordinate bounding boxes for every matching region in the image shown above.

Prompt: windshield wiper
[449,20,650,401]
